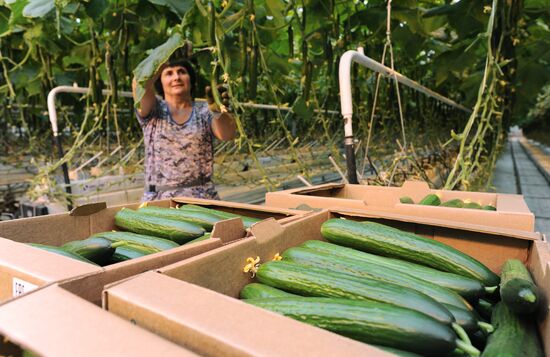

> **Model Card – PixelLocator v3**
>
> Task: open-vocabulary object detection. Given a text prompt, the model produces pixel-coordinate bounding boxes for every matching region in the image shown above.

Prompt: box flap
[0,285,193,357]
[286,183,345,194]
[249,218,285,244]
[211,218,245,244]
[104,272,390,357]
[70,202,107,216]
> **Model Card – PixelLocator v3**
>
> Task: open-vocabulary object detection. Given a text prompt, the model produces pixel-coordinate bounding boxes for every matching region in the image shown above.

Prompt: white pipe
[338,50,472,121]
[47,85,339,137]
[47,85,133,136]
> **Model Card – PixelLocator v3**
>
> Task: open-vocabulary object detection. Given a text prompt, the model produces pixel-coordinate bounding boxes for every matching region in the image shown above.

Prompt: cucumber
[443,304,493,335]
[110,244,160,263]
[138,206,219,231]
[474,299,494,321]
[441,199,465,208]
[27,243,96,265]
[91,231,179,251]
[183,233,212,245]
[419,193,441,206]
[372,345,423,357]
[301,240,487,301]
[245,297,475,357]
[321,219,500,286]
[240,283,298,299]
[282,246,472,310]
[463,201,482,209]
[115,208,205,244]
[482,205,496,211]
[178,204,261,228]
[61,237,116,265]
[470,329,487,351]
[256,260,455,326]
[399,196,415,204]
[481,302,543,357]
[500,259,539,314]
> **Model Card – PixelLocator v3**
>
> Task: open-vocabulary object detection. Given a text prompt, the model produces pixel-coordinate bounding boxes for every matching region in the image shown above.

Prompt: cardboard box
[265,180,536,231]
[0,285,195,357]
[102,210,548,356]
[0,198,303,302]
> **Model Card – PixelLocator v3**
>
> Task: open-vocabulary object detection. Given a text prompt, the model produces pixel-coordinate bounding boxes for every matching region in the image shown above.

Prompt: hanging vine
[444,0,506,191]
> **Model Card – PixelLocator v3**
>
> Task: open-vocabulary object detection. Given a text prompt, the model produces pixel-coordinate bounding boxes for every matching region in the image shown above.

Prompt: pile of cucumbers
[400,194,496,211]
[28,204,260,266]
[240,218,544,356]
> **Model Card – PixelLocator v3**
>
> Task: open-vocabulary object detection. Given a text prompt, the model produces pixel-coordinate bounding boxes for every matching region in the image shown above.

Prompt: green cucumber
[301,240,487,301]
[500,259,539,314]
[443,304,493,335]
[419,193,441,206]
[282,246,472,310]
[321,219,500,286]
[482,205,496,211]
[138,206,219,231]
[245,297,476,357]
[91,231,179,251]
[27,243,96,265]
[183,233,212,245]
[372,345,423,357]
[240,283,297,299]
[110,244,160,263]
[178,204,261,228]
[463,201,483,209]
[256,260,455,326]
[470,329,488,351]
[474,299,494,321]
[481,302,543,357]
[115,208,205,244]
[441,199,465,208]
[61,237,116,265]
[399,196,415,204]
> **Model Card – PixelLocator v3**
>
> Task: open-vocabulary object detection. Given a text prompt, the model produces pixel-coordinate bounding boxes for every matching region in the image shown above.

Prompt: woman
[132,57,236,201]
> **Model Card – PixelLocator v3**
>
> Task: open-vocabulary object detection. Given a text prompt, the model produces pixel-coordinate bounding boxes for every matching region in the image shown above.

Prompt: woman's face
[160,65,191,98]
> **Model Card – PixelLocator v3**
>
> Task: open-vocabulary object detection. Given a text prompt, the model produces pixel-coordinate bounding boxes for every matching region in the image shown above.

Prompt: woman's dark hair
[154,59,196,98]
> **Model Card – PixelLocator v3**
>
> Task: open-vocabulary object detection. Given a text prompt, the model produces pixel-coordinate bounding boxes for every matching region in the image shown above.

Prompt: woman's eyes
[164,68,187,76]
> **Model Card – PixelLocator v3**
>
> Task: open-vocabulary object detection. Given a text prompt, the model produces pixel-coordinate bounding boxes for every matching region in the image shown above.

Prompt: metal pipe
[338,49,472,184]
[47,86,134,210]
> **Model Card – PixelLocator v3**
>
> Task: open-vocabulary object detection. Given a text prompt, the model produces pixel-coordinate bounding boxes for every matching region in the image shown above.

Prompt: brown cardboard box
[0,285,195,357]
[0,198,303,302]
[102,210,548,356]
[102,271,389,357]
[265,180,535,231]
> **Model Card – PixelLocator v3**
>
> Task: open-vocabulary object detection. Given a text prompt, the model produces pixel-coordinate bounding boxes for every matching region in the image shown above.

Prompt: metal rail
[338,48,472,184]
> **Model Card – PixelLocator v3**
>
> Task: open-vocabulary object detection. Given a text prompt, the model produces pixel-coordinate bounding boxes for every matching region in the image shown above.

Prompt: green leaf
[133,32,185,106]
[0,8,10,36]
[264,0,285,27]
[84,0,107,19]
[63,55,88,68]
[22,0,54,18]
[292,96,313,121]
[146,0,193,19]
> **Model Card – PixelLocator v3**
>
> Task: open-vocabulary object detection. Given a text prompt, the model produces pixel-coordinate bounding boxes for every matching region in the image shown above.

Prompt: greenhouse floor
[492,128,550,236]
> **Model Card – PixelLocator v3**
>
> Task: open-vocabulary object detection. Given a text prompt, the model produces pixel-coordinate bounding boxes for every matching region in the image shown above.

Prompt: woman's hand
[205,85,231,113]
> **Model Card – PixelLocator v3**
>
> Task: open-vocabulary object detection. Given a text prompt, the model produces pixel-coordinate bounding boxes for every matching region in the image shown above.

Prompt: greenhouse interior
[1,0,550,356]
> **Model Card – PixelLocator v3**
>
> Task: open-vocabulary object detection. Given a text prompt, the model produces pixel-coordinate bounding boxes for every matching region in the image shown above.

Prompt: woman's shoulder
[193,101,210,116]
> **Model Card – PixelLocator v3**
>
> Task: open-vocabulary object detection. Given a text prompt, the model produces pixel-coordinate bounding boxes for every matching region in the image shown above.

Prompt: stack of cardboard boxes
[0,182,547,356]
